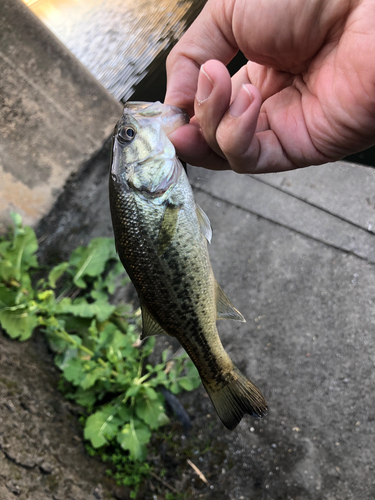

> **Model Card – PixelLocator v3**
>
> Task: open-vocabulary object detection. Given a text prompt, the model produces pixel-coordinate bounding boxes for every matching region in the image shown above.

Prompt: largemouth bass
[109,101,267,429]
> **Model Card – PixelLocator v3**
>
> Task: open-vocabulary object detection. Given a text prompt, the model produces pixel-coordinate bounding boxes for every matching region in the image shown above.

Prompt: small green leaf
[48,262,69,288]
[93,301,116,323]
[135,392,167,429]
[10,212,23,228]
[117,403,132,422]
[72,388,97,408]
[169,382,180,395]
[44,332,70,354]
[157,412,170,427]
[0,283,24,307]
[153,370,168,386]
[90,288,107,302]
[176,377,196,391]
[81,366,109,390]
[54,346,79,370]
[125,385,141,399]
[117,419,151,460]
[0,221,38,282]
[84,405,122,448]
[62,357,85,385]
[113,303,132,317]
[116,373,132,387]
[61,315,92,333]
[0,306,38,340]
[0,259,14,283]
[105,261,129,294]
[69,238,117,288]
[55,297,115,322]
[143,386,158,401]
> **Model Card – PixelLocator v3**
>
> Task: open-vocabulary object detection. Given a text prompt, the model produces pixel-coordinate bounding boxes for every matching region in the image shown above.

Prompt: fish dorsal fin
[196,204,212,243]
[216,283,246,322]
[140,305,169,340]
[158,204,181,256]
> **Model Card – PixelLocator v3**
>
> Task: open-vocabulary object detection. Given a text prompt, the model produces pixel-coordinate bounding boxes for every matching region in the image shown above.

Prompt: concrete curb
[0,0,122,233]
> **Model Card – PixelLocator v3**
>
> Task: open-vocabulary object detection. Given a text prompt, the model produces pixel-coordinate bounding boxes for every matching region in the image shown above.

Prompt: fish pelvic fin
[140,304,169,339]
[216,283,246,322]
[203,364,268,430]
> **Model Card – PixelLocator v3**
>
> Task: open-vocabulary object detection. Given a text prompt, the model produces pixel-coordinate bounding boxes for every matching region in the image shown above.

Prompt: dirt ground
[0,332,123,500]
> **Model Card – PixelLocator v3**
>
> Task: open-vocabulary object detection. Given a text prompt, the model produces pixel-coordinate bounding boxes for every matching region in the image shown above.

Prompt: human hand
[165,0,375,174]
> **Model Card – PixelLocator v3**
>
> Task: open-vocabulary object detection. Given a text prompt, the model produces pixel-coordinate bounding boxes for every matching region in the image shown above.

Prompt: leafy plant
[0,214,200,485]
[0,213,39,340]
[86,441,152,499]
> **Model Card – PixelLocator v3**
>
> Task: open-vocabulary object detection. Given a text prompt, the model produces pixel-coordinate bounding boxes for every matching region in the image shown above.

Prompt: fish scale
[109,101,268,429]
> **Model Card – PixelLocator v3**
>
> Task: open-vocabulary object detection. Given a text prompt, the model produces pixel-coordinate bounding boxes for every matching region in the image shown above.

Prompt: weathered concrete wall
[0,0,122,233]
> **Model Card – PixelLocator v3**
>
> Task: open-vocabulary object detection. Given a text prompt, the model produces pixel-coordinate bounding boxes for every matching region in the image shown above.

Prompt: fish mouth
[124,101,189,135]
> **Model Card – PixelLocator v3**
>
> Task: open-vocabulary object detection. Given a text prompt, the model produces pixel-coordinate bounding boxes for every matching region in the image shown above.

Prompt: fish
[109,101,267,430]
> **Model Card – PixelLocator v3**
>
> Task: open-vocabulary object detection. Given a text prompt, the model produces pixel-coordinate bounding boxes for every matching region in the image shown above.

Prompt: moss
[0,376,19,396]
[45,473,59,493]
[0,376,19,389]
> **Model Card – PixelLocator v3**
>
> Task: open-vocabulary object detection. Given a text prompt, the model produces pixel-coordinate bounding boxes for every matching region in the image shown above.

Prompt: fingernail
[229,84,254,117]
[196,65,214,104]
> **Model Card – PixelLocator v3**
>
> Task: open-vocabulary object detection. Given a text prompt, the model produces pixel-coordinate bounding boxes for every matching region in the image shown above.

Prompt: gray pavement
[189,162,375,262]
[185,162,375,499]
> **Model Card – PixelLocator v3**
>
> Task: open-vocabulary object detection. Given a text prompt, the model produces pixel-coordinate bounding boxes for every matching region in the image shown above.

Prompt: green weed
[0,213,201,494]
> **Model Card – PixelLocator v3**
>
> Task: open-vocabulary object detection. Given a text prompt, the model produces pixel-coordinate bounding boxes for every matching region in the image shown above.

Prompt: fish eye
[118,126,136,144]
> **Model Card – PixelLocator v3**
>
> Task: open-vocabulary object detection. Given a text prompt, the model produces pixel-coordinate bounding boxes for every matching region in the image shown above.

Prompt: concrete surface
[30,152,375,499]
[189,167,375,499]
[259,162,375,231]
[0,0,122,232]
[189,162,375,263]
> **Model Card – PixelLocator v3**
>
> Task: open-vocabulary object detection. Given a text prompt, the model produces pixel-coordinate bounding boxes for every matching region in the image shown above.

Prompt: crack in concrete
[192,184,375,265]
[250,174,375,236]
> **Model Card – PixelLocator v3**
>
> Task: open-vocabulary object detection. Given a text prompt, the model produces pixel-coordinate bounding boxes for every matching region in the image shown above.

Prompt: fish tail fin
[203,364,268,430]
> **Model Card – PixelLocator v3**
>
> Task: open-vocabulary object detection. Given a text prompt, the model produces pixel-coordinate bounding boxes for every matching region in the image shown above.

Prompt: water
[24,0,205,101]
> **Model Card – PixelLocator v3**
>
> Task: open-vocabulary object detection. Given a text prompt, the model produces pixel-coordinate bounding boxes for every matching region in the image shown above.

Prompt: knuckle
[216,125,232,152]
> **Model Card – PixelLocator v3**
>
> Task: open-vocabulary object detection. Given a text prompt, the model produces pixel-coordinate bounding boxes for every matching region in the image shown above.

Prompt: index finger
[165,0,238,116]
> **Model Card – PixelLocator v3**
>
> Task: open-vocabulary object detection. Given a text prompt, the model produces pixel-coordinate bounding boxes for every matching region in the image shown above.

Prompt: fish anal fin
[216,283,246,322]
[196,203,212,243]
[157,204,180,257]
[203,363,268,430]
[140,305,168,340]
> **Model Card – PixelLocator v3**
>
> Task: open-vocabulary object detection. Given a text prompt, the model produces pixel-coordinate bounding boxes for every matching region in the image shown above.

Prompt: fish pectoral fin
[216,283,246,322]
[196,203,212,243]
[140,305,169,339]
[157,204,181,257]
